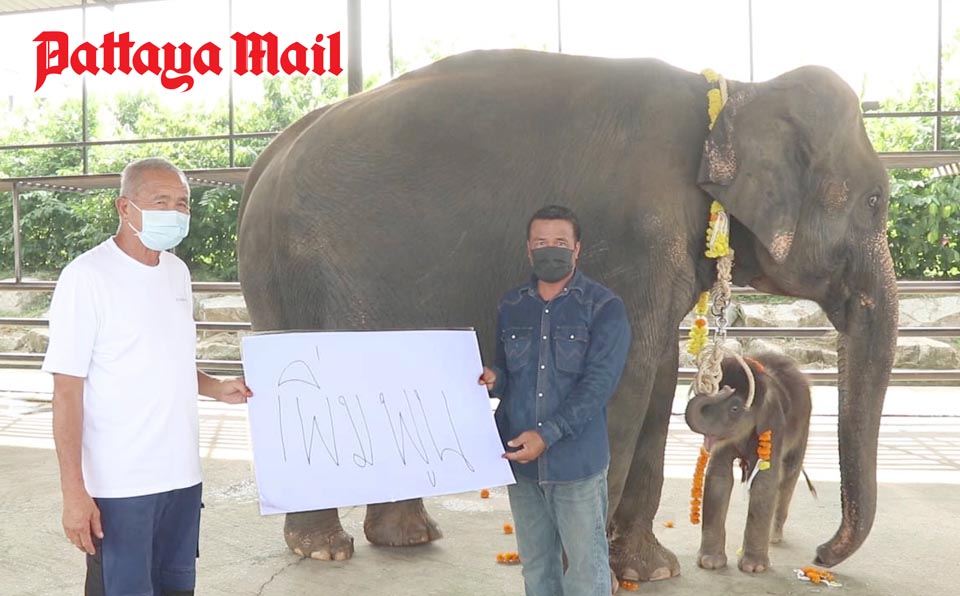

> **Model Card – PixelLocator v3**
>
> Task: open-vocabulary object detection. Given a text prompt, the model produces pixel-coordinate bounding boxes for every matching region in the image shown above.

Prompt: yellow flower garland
[688,292,709,355]
[687,69,731,356]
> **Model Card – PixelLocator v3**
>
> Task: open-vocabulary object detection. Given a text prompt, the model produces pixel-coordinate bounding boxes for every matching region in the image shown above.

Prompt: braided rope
[691,249,755,407]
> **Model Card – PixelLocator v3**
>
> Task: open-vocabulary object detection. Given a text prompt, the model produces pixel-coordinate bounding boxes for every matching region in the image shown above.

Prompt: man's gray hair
[119,157,189,199]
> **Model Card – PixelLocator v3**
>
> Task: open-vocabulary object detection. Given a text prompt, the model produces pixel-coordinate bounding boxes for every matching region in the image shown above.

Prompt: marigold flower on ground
[663,520,675,528]
[801,566,836,584]
[496,551,520,564]
[480,489,490,499]
[503,523,513,534]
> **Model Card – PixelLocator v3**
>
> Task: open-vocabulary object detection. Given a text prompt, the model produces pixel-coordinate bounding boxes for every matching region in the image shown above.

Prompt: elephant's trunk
[816,242,898,567]
[683,386,735,443]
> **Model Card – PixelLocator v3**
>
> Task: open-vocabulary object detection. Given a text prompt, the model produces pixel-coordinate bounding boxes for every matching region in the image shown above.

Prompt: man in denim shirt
[480,205,631,596]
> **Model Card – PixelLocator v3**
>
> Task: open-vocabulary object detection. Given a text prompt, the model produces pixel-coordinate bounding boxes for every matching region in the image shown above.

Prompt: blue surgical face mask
[126,200,190,251]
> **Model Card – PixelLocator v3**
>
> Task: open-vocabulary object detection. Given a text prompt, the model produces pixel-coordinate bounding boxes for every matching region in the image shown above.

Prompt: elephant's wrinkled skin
[685,353,813,573]
[237,50,897,578]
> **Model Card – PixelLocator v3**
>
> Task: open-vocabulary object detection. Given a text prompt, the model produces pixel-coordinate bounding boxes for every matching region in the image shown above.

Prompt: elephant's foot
[738,551,770,573]
[609,528,680,582]
[364,499,443,546]
[696,549,727,570]
[284,510,355,561]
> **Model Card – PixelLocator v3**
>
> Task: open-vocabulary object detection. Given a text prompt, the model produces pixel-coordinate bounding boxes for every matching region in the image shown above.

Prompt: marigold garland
[690,446,710,524]
[704,200,730,259]
[757,429,772,471]
[687,291,710,355]
[687,69,732,356]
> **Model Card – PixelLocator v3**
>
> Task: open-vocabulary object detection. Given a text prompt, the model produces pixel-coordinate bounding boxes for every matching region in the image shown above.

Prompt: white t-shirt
[42,238,200,498]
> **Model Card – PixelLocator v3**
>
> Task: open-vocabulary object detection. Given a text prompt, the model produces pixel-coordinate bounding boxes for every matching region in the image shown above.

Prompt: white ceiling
[0,0,151,16]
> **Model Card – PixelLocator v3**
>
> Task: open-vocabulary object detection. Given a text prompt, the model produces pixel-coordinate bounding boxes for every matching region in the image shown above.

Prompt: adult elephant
[237,49,897,578]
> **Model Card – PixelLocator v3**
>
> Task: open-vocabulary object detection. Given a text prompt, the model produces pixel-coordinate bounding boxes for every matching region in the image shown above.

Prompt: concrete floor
[1,370,958,595]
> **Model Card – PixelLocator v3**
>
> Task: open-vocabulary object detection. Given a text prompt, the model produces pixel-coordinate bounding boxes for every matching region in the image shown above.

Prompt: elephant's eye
[867,194,879,208]
[730,405,740,414]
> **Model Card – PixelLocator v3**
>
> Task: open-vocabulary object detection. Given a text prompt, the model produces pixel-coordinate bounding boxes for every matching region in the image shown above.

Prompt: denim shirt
[491,269,631,483]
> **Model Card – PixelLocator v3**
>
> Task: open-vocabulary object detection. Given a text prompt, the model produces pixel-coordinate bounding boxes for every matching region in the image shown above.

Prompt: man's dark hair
[527,205,581,242]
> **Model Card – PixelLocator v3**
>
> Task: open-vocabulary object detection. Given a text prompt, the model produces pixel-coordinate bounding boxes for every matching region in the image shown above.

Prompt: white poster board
[241,329,515,514]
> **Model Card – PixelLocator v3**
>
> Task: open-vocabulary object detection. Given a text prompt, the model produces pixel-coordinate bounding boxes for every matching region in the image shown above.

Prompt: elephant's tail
[802,467,818,499]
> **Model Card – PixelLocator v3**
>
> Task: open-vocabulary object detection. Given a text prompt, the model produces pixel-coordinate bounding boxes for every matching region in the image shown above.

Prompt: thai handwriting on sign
[33,31,343,92]
[275,348,475,488]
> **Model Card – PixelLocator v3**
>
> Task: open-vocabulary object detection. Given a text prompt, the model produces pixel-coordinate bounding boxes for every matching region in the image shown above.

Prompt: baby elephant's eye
[867,194,879,208]
[730,405,740,414]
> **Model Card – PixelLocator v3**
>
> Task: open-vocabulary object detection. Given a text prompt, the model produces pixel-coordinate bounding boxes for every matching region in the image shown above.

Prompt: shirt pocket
[554,325,589,374]
[502,327,533,372]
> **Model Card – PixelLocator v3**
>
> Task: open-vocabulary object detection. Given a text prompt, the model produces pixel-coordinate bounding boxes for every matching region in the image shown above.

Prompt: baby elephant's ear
[753,383,787,441]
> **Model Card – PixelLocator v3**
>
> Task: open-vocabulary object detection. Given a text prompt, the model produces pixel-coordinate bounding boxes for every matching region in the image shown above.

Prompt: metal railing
[0,170,958,382]
[0,280,956,381]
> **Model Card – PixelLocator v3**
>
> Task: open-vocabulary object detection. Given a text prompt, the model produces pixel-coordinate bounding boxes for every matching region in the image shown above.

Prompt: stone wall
[680,297,960,369]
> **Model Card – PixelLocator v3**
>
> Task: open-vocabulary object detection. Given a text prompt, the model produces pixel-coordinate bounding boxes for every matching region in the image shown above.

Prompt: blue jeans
[508,470,609,596]
[85,483,202,596]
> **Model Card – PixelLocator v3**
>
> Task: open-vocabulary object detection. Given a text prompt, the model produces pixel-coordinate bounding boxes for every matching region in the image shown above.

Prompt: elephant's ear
[697,86,809,264]
[751,371,787,444]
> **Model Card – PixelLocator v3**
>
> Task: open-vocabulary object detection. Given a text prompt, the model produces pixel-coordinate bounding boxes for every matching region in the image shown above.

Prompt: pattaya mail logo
[33,31,343,92]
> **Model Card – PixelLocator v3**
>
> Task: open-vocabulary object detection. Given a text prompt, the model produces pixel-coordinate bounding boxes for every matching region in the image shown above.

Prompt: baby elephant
[684,352,812,574]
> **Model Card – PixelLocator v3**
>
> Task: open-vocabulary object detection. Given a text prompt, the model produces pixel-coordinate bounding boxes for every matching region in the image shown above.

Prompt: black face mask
[531,247,574,282]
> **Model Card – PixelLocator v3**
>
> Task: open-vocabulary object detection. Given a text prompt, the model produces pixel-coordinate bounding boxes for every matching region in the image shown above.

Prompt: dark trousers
[85,483,201,596]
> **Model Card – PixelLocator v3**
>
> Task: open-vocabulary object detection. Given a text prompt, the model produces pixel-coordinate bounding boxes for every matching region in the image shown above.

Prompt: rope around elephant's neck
[689,70,754,405]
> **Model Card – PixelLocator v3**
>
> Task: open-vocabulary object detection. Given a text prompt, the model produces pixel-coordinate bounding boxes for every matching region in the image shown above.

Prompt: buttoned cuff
[538,420,563,448]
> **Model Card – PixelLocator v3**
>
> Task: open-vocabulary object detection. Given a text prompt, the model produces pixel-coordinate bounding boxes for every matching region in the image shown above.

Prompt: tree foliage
[0,76,348,280]
[865,79,960,279]
[0,66,958,280]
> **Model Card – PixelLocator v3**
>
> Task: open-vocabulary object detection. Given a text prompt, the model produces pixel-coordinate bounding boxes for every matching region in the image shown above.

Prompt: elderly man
[42,157,252,596]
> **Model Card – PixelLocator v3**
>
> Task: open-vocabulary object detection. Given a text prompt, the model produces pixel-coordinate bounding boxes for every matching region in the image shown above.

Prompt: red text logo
[34,31,343,92]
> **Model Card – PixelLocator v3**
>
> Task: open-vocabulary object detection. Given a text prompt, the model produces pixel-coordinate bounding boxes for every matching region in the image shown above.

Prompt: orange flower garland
[757,430,772,471]
[690,446,710,524]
